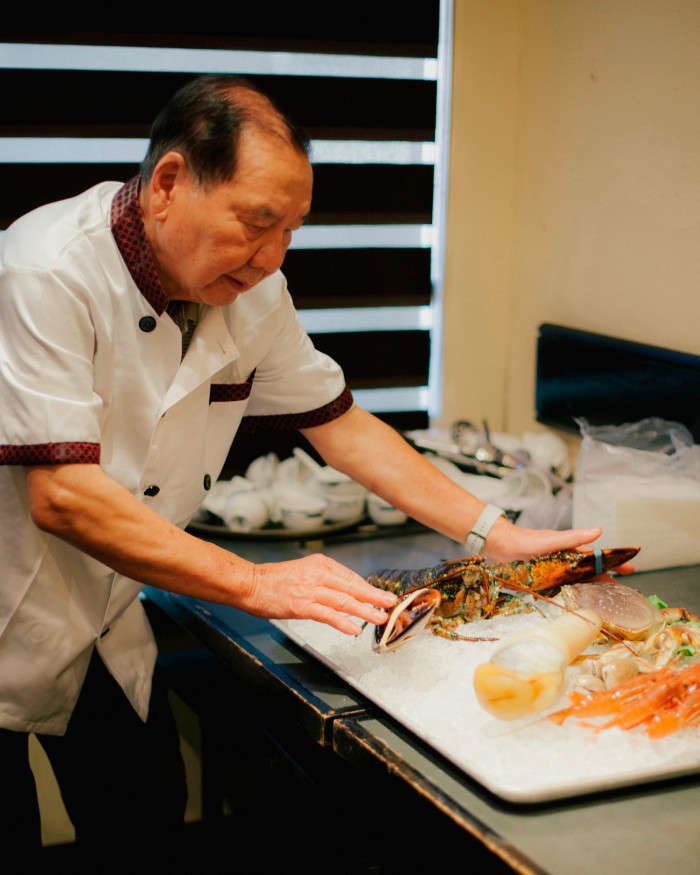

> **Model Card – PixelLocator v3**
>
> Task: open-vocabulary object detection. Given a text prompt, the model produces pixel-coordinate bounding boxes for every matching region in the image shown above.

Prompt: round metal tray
[187,512,368,541]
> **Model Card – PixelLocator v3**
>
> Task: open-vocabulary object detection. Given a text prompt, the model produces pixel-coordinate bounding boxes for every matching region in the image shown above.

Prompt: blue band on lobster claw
[594,549,603,576]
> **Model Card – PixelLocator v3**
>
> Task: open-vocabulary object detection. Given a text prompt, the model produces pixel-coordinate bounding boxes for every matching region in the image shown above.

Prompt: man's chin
[210,290,242,307]
[197,279,246,306]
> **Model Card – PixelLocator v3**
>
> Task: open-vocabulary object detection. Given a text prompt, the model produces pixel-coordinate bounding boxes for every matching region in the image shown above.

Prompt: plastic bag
[516,485,573,531]
[572,417,700,571]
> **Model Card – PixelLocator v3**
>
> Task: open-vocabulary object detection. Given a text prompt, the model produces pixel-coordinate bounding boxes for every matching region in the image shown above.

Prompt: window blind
[0,5,452,472]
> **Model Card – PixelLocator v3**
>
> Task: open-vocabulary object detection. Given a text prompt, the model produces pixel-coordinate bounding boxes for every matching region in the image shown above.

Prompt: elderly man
[0,75,608,855]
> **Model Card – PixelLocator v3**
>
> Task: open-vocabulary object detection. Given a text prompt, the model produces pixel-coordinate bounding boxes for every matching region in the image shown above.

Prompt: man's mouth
[225,272,264,294]
[225,274,247,291]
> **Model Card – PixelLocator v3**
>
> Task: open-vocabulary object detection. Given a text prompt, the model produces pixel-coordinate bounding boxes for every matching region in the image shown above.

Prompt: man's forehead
[200,128,312,218]
[226,172,312,223]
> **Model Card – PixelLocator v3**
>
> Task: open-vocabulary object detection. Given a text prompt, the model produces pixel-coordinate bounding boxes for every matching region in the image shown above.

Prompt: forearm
[26,464,256,607]
[303,406,486,544]
[303,407,606,564]
[25,462,398,633]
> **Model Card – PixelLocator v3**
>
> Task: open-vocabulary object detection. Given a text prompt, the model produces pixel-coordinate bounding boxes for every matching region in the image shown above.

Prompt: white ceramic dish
[280,506,326,531]
[276,493,328,531]
[367,494,408,526]
[219,491,270,531]
[324,494,367,523]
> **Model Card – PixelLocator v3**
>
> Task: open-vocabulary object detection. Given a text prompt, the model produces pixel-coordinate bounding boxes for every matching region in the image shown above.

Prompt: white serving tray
[271,613,700,804]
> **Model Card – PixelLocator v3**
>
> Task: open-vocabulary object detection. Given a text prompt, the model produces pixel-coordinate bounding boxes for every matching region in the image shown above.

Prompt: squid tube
[473,609,603,721]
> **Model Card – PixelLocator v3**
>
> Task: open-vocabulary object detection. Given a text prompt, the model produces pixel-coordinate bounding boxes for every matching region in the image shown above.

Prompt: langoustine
[547,660,700,738]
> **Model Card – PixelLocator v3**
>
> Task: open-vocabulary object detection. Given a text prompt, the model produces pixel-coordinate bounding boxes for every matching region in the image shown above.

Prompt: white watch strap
[464,504,505,555]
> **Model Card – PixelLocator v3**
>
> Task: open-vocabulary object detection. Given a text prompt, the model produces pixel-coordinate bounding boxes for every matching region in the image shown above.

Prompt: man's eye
[248,224,267,233]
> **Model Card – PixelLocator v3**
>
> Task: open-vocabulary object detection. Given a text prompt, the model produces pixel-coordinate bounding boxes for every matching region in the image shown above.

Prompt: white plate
[271,613,700,804]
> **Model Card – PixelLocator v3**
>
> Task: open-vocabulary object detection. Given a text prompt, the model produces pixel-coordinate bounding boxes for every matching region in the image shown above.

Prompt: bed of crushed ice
[273,611,700,802]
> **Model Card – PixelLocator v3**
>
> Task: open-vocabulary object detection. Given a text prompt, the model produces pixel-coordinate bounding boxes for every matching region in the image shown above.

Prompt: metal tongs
[406,419,530,478]
[474,419,531,470]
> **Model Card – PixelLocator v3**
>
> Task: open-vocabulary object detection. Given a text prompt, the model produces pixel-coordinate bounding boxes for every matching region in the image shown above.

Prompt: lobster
[367,547,639,652]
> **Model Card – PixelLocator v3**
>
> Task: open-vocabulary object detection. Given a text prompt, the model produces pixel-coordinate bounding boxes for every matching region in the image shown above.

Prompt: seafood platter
[272,547,700,803]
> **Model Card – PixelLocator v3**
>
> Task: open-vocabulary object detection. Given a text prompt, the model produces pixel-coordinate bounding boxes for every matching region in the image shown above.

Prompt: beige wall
[440,0,700,457]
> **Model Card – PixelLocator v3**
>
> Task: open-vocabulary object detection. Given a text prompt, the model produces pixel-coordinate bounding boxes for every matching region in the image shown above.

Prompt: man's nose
[249,236,288,273]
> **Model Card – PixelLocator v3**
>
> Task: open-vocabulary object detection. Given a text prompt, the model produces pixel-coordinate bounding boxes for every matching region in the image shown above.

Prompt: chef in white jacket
[0,74,609,857]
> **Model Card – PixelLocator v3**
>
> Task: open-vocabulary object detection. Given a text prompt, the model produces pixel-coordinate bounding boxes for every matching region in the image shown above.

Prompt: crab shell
[558,582,664,641]
[373,588,442,652]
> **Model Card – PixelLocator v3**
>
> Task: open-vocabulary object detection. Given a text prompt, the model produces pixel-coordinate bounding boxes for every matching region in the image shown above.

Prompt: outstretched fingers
[248,554,398,636]
[305,565,397,633]
[487,524,604,563]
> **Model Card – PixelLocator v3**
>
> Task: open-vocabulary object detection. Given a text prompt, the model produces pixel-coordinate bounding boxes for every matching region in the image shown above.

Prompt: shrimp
[548,661,700,736]
[646,684,700,739]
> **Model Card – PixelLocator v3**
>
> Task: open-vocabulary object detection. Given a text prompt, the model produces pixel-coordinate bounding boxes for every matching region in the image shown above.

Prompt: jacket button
[144,485,160,496]
[29,623,48,643]
[203,474,212,490]
[139,316,157,332]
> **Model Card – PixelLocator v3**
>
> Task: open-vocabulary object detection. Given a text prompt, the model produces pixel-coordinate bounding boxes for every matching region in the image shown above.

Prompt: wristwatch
[464,504,505,555]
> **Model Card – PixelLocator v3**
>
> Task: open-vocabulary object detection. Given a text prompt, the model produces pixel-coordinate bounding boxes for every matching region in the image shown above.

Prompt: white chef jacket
[0,177,352,734]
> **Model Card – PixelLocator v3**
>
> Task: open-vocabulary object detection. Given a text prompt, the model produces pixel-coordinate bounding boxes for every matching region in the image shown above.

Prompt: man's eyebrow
[248,206,277,221]
[246,206,309,225]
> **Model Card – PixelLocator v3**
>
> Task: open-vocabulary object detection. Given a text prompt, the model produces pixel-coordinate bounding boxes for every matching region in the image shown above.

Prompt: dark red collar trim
[110,176,169,315]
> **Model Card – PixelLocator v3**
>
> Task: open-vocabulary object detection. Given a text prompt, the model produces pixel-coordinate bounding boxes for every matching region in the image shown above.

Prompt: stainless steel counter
[145,527,700,874]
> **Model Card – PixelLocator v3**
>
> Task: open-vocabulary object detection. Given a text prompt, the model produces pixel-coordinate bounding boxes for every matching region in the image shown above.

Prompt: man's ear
[148,152,188,219]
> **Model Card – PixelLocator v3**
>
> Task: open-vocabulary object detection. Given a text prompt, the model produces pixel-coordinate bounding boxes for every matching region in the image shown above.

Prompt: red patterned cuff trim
[0,442,101,465]
[209,370,256,403]
[241,386,353,432]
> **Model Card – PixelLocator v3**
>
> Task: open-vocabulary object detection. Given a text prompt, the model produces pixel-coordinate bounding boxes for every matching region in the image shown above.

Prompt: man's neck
[166,300,200,332]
